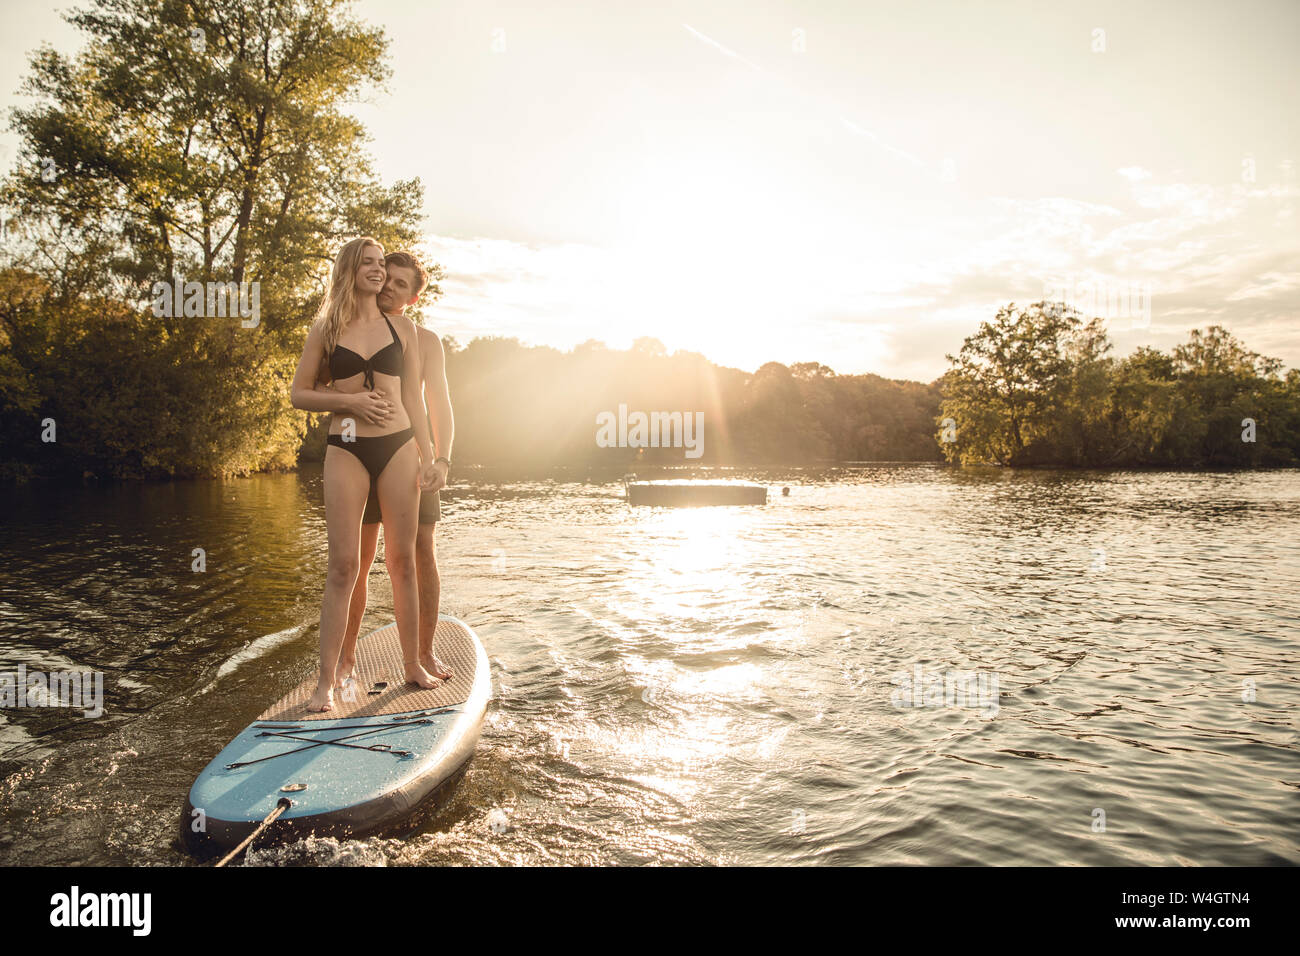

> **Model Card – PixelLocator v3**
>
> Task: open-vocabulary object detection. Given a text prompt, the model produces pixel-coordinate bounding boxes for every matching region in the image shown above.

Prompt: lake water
[1,465,1297,866]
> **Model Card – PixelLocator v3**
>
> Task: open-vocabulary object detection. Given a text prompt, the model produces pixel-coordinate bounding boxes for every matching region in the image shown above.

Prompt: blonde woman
[291,237,439,712]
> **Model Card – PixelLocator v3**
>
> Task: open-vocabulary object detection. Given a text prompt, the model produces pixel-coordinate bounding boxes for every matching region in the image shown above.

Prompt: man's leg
[339,493,382,683]
[416,488,451,679]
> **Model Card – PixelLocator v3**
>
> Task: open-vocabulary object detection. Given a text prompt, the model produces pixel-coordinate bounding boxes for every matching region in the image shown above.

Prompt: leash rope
[214,797,292,868]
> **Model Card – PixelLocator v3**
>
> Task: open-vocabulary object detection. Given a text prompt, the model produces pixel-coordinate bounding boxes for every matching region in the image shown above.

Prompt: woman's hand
[349,390,395,426]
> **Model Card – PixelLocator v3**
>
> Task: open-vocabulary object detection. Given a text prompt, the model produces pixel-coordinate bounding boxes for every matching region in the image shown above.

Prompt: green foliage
[937,302,1084,464]
[939,305,1299,468]
[1,0,425,477]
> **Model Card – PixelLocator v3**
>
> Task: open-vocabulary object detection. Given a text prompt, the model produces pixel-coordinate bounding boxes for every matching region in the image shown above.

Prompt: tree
[938,301,1083,465]
[1,0,427,477]
[1105,346,1186,465]
[631,336,667,357]
[8,0,421,308]
[1173,326,1288,466]
[1027,316,1113,465]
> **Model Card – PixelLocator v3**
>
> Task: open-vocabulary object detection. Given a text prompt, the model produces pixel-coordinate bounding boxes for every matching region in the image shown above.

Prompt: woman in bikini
[291,236,440,712]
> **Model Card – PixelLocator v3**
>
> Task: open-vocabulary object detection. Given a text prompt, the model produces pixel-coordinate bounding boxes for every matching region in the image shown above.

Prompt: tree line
[367,337,944,469]
[938,303,1299,468]
[0,1,1293,478]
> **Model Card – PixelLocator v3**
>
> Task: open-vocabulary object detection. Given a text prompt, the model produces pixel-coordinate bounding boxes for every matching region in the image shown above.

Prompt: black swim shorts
[362,485,440,526]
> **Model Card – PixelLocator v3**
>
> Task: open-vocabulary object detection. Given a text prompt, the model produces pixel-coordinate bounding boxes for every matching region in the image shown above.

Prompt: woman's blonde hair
[312,236,385,356]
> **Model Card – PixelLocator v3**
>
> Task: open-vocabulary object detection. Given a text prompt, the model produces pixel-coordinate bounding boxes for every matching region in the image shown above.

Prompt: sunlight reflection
[615,506,764,622]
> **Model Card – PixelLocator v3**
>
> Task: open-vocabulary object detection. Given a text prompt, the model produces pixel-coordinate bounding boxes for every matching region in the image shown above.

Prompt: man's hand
[427,459,449,493]
[349,390,395,426]
[419,459,439,491]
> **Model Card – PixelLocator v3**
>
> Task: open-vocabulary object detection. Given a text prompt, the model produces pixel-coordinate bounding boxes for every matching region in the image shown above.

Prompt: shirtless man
[319,250,456,686]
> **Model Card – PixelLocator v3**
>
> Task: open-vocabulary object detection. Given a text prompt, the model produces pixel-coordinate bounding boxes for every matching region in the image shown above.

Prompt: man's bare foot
[335,652,357,687]
[420,653,453,681]
[306,681,335,713]
[403,661,441,689]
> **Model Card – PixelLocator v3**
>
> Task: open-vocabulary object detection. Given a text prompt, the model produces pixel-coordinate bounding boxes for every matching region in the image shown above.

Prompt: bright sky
[1,0,1297,381]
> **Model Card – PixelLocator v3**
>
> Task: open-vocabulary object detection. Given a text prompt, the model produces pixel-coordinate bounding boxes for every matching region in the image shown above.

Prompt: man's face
[378,264,419,314]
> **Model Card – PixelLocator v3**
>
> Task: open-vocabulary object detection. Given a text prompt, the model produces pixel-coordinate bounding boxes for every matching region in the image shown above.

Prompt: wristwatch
[435,456,451,468]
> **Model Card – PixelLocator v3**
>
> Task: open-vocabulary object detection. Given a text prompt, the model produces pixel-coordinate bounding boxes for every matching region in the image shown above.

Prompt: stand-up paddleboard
[183,615,490,857]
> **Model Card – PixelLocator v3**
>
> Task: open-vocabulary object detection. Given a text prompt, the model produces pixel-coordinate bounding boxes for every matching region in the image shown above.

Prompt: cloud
[1225,270,1300,302]
[420,165,1299,380]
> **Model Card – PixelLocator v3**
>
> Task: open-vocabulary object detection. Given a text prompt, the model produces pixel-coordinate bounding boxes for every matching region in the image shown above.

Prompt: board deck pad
[259,618,478,721]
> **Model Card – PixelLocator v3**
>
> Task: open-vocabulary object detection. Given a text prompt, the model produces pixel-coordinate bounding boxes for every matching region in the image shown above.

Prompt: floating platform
[624,479,767,507]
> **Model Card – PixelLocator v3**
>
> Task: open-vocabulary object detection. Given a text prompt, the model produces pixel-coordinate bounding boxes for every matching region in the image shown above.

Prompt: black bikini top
[329,314,403,390]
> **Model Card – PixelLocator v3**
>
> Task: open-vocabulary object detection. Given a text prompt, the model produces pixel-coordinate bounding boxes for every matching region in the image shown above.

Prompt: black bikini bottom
[327,427,414,482]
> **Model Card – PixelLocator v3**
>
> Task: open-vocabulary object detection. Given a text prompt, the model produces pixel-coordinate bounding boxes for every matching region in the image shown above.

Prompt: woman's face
[354,244,386,295]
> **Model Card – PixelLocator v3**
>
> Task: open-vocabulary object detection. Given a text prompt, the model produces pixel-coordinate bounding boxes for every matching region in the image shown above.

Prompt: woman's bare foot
[306,681,335,713]
[420,653,453,681]
[404,661,440,689]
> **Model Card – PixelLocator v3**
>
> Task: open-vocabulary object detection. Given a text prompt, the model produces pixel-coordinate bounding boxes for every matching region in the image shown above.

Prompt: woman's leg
[339,520,381,683]
[309,445,370,711]
[375,439,439,688]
